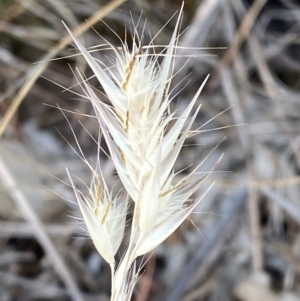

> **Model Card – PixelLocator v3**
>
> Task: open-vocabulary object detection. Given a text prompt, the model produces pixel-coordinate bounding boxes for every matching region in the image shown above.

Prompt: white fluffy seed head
[65,3,219,266]
[68,170,127,264]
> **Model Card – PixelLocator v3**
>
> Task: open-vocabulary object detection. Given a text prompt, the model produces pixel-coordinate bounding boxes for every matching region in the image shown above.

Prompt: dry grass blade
[248,35,277,98]
[0,221,77,238]
[221,65,263,271]
[0,157,84,301]
[0,0,127,137]
[221,0,268,67]
[208,0,268,89]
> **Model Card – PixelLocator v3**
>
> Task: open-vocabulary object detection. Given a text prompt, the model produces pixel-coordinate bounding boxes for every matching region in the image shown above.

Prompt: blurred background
[1,0,300,300]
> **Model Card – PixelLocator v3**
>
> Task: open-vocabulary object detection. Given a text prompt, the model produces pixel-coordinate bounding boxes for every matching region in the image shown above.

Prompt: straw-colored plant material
[65,4,220,300]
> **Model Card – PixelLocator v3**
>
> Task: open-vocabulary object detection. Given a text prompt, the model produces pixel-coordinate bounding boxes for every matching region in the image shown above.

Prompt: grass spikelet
[64,3,221,300]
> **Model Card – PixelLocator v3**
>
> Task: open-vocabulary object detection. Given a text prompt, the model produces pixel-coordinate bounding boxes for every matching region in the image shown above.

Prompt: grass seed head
[65,3,217,281]
[68,170,127,264]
